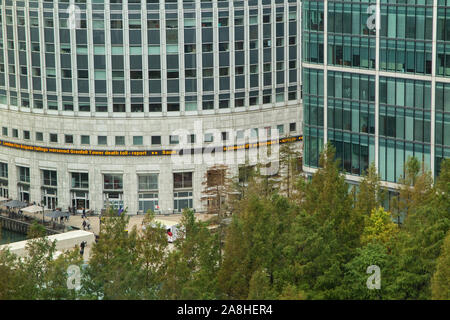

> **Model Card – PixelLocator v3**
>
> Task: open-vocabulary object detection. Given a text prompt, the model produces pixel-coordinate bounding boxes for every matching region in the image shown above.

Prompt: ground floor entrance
[42,187,58,210]
[138,192,159,214]
[103,192,124,210]
[71,190,89,212]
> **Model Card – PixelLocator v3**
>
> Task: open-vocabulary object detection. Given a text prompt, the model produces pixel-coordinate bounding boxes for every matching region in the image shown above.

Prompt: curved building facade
[0,0,302,214]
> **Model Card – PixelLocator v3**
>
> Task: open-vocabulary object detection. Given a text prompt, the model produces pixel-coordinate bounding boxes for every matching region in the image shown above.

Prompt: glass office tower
[0,0,302,214]
[303,0,450,186]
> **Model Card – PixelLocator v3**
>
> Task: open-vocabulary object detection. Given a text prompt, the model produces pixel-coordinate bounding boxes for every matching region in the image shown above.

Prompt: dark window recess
[149,103,162,112]
[149,71,161,79]
[130,71,142,79]
[151,136,161,145]
[167,103,180,112]
[65,135,74,144]
[113,104,126,112]
[290,122,296,132]
[131,104,144,112]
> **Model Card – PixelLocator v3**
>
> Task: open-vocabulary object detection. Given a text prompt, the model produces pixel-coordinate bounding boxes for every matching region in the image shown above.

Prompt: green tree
[336,242,397,299]
[277,142,302,199]
[0,223,85,300]
[247,268,277,300]
[285,210,342,299]
[300,143,363,254]
[389,159,450,299]
[235,163,256,200]
[82,208,141,299]
[391,156,434,222]
[160,209,220,299]
[431,230,450,300]
[17,230,59,299]
[135,211,169,299]
[215,213,248,299]
[361,207,399,248]
[27,221,47,239]
[277,285,305,300]
[0,248,23,299]
[353,163,385,217]
[218,194,296,299]
[285,144,365,299]
[434,159,450,222]
[39,248,84,300]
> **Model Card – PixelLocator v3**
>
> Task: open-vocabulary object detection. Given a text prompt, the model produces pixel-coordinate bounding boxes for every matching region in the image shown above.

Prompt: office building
[0,0,302,214]
[302,0,450,191]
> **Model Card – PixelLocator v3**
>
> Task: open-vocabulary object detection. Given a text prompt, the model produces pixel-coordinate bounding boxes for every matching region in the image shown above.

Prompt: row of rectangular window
[2,167,190,191]
[0,166,196,212]
[303,127,445,181]
[0,92,298,112]
[58,14,297,30]
[0,75,299,95]
[4,9,296,27]
[0,123,297,146]
[2,38,297,55]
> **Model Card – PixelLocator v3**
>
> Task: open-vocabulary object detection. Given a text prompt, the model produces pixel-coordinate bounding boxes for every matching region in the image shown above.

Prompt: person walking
[80,241,86,257]
[82,208,86,219]
[82,219,87,230]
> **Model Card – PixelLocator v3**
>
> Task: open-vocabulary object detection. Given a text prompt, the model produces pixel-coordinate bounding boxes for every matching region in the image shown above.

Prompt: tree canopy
[0,150,448,300]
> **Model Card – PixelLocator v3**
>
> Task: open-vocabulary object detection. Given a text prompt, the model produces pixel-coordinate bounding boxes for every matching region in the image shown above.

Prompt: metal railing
[0,209,64,235]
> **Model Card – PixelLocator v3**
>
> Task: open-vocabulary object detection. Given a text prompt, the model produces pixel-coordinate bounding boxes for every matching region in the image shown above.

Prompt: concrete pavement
[4,210,213,262]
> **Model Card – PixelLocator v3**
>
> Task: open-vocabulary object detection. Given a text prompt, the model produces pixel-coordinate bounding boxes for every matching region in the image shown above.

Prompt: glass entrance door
[138,193,159,214]
[103,192,124,210]
[42,188,57,210]
[71,191,89,211]
[43,195,57,210]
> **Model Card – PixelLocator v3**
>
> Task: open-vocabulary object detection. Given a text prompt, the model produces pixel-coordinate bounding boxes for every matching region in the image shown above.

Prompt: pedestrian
[86,219,91,231]
[82,208,86,219]
[80,241,86,257]
[82,219,87,230]
[60,216,63,224]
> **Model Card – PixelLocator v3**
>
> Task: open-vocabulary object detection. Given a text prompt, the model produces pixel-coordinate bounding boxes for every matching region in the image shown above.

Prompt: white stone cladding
[0,104,302,215]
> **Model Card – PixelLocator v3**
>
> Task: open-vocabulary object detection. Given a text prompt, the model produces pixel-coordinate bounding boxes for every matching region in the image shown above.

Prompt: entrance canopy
[22,205,45,215]
[3,200,28,208]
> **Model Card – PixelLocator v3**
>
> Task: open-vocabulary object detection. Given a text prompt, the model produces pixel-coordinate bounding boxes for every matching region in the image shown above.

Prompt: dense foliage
[0,144,448,300]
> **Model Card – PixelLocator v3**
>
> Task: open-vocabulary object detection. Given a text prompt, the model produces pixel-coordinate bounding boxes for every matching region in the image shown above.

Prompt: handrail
[0,213,63,235]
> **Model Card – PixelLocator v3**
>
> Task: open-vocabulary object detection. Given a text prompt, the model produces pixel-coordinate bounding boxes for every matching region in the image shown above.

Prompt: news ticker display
[0,135,302,157]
